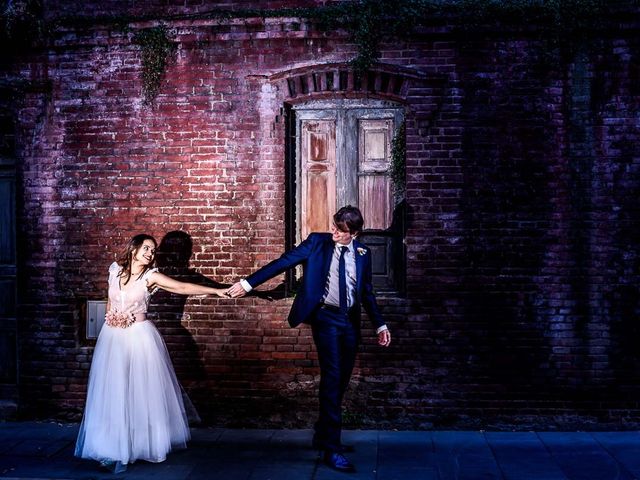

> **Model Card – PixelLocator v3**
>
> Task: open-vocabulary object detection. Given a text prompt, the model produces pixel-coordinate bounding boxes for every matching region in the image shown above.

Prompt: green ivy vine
[390,120,406,203]
[2,0,614,94]
[132,26,175,104]
[313,0,609,71]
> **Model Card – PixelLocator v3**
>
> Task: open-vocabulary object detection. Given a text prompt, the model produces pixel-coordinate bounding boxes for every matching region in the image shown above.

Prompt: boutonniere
[357,247,367,256]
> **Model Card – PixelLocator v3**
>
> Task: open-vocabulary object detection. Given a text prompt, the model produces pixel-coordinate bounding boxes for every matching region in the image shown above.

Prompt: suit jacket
[246,232,385,330]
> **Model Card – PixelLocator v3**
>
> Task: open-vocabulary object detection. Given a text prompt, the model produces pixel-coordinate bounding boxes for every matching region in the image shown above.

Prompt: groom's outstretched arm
[227,234,317,298]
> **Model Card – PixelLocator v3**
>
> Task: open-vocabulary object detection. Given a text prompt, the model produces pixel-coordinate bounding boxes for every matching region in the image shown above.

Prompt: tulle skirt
[75,320,191,465]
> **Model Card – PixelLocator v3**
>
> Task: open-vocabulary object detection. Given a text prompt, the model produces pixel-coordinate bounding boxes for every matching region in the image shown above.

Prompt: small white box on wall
[86,300,107,339]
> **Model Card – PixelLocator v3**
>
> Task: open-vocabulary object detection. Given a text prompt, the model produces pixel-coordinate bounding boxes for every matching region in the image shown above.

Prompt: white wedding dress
[75,262,192,466]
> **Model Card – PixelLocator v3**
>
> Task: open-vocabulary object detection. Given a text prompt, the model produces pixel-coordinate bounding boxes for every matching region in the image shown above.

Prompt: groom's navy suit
[245,232,386,451]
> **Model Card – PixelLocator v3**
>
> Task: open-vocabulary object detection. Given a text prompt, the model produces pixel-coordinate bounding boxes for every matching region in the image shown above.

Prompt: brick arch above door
[269,62,447,105]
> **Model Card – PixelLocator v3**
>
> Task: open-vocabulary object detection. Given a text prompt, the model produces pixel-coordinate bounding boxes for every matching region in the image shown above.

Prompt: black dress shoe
[324,451,355,473]
[312,437,355,453]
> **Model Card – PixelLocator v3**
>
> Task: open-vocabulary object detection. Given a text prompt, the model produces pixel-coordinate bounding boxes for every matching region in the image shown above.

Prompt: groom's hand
[227,282,247,298]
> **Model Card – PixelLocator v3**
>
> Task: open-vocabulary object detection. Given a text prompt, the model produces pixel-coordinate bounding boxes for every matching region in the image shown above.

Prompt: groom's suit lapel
[320,236,334,283]
[354,239,364,298]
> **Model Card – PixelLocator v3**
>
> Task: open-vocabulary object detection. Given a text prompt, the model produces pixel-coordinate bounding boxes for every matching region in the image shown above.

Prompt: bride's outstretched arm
[147,272,227,297]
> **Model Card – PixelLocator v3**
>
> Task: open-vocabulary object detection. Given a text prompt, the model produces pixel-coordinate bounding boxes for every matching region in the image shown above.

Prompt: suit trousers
[311,306,358,452]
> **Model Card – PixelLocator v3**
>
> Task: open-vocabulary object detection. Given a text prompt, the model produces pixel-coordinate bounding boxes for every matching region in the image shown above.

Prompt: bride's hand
[212,289,228,298]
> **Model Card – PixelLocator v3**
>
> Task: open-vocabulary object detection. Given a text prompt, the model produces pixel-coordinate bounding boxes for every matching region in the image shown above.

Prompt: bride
[75,234,226,473]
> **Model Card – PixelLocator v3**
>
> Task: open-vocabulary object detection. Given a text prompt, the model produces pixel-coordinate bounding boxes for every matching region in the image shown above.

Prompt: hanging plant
[390,120,406,203]
[346,1,385,72]
[132,25,175,104]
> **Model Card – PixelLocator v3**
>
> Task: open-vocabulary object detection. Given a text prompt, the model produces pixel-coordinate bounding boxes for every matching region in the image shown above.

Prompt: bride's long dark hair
[116,234,157,286]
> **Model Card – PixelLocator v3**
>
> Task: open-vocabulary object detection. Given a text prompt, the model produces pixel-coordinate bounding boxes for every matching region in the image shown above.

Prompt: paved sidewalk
[1,422,640,479]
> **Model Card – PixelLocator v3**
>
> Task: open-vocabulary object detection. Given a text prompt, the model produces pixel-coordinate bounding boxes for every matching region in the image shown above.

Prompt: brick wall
[4,2,640,429]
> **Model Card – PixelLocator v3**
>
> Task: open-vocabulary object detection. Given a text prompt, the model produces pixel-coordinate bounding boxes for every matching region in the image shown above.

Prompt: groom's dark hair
[334,205,364,235]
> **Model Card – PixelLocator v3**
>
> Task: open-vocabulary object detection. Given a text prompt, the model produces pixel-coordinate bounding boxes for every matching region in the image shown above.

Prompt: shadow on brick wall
[147,230,225,423]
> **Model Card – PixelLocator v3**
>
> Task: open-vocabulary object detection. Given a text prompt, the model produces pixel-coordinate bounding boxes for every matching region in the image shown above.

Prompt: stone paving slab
[537,432,636,480]
[484,431,568,480]
[2,422,640,479]
[432,430,502,480]
[591,431,640,478]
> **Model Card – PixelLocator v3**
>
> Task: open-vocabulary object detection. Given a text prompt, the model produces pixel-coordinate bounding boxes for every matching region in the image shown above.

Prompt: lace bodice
[107,262,157,316]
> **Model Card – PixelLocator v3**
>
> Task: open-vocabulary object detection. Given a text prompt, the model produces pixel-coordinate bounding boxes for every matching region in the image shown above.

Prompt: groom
[227,205,391,473]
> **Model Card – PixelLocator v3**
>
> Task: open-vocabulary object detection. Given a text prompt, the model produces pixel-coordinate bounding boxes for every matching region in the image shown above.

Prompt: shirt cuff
[240,279,253,292]
[376,325,388,334]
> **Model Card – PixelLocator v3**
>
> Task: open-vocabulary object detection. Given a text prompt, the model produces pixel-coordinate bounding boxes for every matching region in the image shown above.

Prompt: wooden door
[0,100,17,405]
[292,101,405,295]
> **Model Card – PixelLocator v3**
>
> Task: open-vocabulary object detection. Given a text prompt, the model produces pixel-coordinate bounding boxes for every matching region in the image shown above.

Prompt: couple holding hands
[75,205,391,474]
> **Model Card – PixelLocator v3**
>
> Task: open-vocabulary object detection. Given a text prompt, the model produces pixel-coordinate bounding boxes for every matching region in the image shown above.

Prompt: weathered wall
[3,1,640,429]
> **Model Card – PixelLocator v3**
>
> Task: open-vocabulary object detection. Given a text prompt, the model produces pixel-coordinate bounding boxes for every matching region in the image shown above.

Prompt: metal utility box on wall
[86,300,107,339]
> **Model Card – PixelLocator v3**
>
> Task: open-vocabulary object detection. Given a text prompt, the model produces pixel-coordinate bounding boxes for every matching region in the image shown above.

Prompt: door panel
[358,174,392,232]
[358,119,393,231]
[300,120,336,239]
[0,179,15,264]
[359,235,395,291]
